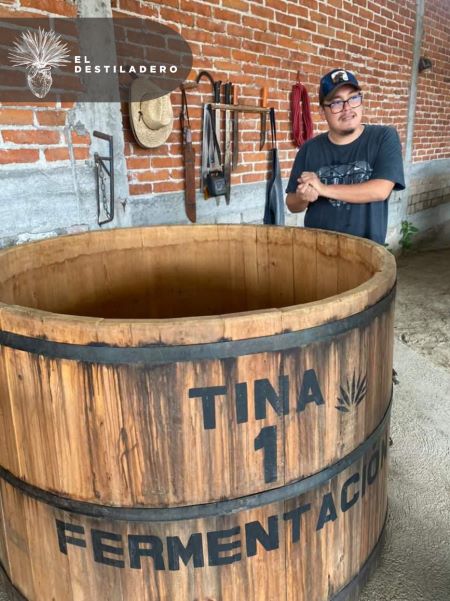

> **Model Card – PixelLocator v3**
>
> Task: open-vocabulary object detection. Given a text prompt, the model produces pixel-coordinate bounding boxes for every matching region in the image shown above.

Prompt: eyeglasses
[323,93,363,114]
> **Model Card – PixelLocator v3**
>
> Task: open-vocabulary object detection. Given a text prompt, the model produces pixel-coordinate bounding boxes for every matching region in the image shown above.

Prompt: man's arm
[286,182,319,213]
[300,172,394,204]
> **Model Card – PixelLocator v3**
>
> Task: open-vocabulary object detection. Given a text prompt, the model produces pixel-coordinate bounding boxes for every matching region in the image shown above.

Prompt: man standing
[285,69,405,244]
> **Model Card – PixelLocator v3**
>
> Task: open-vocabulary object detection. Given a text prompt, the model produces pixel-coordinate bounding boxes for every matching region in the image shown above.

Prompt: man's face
[321,84,363,137]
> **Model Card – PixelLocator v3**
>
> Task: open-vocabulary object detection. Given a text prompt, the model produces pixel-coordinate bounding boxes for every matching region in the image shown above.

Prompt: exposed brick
[73,147,90,160]
[214,7,242,23]
[275,11,297,27]
[297,17,317,32]
[242,40,267,54]
[71,131,91,145]
[152,156,183,169]
[2,130,60,145]
[129,183,152,196]
[36,110,68,126]
[116,0,157,17]
[135,169,171,182]
[411,0,450,161]
[242,173,264,184]
[44,147,70,161]
[242,15,269,30]
[160,7,195,26]
[213,33,244,49]
[182,0,212,17]
[205,45,232,59]
[126,157,151,170]
[258,55,282,68]
[96,0,440,198]
[222,0,248,11]
[0,148,39,163]
[250,5,274,20]
[196,16,226,33]
[152,180,180,193]
[118,0,142,13]
[213,60,241,72]
[20,0,77,17]
[0,109,34,125]
[301,0,320,8]
[269,22,292,37]
[232,49,257,63]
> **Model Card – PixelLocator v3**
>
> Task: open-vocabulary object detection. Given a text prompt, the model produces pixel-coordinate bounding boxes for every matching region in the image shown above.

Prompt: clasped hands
[295,172,325,203]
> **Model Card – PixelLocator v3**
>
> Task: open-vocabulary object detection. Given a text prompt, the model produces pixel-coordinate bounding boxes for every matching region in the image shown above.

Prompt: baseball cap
[319,69,361,105]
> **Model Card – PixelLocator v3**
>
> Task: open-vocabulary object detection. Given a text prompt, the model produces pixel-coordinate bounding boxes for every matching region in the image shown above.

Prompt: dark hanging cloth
[264,108,285,225]
[291,80,313,148]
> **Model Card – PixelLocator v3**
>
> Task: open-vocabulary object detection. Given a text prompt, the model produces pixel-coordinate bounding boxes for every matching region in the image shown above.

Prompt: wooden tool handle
[233,84,238,105]
[261,86,268,108]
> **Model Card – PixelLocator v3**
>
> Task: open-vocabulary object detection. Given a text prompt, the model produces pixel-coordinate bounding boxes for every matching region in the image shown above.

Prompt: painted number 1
[254,425,277,483]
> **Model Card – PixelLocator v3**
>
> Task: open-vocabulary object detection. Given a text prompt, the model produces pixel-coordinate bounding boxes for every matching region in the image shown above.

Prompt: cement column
[401,0,425,218]
[73,0,130,228]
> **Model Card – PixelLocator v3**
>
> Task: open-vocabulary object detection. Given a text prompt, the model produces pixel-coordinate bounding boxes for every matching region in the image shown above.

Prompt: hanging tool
[213,79,222,148]
[196,71,222,146]
[93,130,114,226]
[180,86,196,223]
[196,70,223,202]
[202,104,226,199]
[264,108,285,225]
[223,81,232,204]
[259,86,268,150]
[291,71,313,147]
[232,84,239,170]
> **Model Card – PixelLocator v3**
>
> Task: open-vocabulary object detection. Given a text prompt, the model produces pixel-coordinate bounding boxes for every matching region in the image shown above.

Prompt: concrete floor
[0,247,449,601]
[359,246,450,601]
[394,249,450,370]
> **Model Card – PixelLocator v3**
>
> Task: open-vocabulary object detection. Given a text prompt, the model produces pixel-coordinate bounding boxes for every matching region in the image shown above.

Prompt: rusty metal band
[0,285,395,365]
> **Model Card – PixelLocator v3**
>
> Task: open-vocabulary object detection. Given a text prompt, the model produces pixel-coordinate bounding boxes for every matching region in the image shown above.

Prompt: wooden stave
[0,417,390,601]
[0,226,398,601]
[0,226,396,346]
[0,289,395,507]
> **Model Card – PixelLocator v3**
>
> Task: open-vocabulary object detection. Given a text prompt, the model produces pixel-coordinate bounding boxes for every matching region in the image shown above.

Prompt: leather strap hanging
[201,104,225,199]
[180,87,196,222]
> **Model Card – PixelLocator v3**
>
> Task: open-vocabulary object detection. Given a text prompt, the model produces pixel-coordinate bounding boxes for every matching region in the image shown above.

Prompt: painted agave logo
[336,372,367,413]
[8,27,70,98]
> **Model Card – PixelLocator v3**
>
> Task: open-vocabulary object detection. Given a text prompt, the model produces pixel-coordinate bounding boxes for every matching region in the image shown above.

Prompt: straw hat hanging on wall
[129,77,174,148]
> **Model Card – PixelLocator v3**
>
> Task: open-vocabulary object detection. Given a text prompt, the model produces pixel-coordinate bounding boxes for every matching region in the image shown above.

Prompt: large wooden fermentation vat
[0,225,396,601]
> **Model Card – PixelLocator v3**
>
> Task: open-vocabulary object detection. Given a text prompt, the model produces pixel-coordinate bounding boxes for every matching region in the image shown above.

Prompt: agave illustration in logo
[336,372,367,413]
[8,27,70,98]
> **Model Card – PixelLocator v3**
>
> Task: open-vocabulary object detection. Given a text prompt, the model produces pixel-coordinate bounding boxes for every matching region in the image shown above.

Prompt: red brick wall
[412,0,450,162]
[0,1,89,167]
[0,0,448,201]
[116,0,417,197]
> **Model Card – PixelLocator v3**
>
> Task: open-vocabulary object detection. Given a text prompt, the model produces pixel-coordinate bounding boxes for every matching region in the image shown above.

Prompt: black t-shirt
[285,125,405,244]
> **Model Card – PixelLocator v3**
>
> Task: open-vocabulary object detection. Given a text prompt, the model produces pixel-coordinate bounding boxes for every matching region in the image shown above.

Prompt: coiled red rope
[291,80,313,147]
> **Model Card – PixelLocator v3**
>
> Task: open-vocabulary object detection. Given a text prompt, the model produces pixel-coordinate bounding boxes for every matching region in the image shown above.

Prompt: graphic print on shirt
[317,161,372,207]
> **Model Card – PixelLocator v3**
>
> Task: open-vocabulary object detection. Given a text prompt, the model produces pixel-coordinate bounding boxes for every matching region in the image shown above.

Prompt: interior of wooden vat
[0,227,379,319]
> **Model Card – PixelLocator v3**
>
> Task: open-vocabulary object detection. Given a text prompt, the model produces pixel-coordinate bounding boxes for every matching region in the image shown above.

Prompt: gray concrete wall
[385,160,450,251]
[1,115,447,251]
